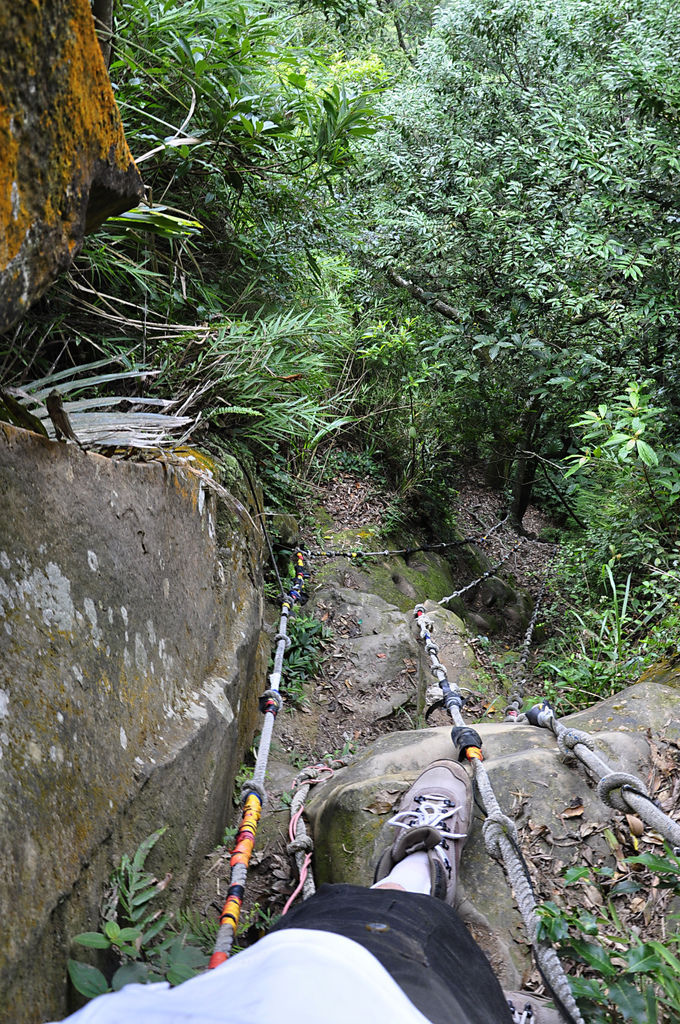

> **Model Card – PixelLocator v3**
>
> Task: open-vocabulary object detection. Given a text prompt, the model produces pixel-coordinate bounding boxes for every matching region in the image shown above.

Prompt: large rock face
[307,676,680,986]
[0,425,267,1022]
[0,0,143,333]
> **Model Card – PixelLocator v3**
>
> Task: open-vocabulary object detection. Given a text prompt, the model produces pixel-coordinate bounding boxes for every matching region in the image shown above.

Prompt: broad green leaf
[67,960,110,999]
[647,940,680,973]
[111,962,153,991]
[73,931,111,949]
[628,853,680,875]
[636,440,659,466]
[606,980,648,1021]
[570,939,616,977]
[623,943,663,973]
[563,866,590,885]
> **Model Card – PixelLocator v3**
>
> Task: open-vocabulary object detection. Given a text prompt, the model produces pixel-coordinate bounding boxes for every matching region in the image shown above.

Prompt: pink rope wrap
[281,763,339,914]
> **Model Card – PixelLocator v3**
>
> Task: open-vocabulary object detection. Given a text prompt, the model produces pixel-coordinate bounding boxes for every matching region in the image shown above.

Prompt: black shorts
[271,884,512,1024]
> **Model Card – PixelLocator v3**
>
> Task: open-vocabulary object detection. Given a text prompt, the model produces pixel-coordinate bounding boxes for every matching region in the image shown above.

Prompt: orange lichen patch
[169,446,224,481]
[169,466,203,512]
[60,4,134,172]
[0,105,27,266]
[0,0,143,330]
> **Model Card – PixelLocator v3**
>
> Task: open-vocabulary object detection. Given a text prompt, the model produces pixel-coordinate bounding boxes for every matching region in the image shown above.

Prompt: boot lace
[507,1000,535,1023]
[388,793,467,840]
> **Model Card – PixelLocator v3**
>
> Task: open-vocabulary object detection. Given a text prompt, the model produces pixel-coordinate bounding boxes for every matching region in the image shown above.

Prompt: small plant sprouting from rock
[68,828,207,1000]
[279,611,332,709]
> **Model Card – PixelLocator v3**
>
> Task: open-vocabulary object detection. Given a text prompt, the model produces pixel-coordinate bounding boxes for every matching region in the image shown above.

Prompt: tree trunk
[509,406,541,529]
[92,0,114,68]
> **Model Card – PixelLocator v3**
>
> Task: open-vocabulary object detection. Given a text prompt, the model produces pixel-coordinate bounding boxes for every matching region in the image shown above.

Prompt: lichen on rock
[0,0,143,332]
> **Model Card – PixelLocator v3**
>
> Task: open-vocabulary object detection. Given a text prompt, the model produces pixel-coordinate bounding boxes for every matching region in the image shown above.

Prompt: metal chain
[505,545,557,722]
[438,538,526,605]
[306,515,509,560]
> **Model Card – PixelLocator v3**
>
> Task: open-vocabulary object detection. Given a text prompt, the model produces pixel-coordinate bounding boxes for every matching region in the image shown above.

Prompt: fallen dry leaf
[362,789,401,815]
[583,885,603,908]
[579,822,601,839]
[561,802,585,819]
[625,814,644,838]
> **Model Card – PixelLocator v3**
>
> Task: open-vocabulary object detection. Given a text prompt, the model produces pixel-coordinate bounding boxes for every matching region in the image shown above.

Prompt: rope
[306,515,509,560]
[282,760,348,915]
[414,606,466,719]
[438,538,526,606]
[413,605,584,1024]
[526,702,680,852]
[474,763,583,1024]
[505,545,557,722]
[209,551,308,967]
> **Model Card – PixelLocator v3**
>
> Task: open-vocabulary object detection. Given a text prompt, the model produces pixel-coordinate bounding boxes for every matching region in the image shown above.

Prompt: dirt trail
[195,472,556,942]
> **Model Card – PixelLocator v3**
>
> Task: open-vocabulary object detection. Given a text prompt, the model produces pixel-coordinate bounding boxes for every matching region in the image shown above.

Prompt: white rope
[413,606,584,1024]
[287,781,317,900]
[529,704,680,851]
[474,760,584,1024]
[211,556,306,962]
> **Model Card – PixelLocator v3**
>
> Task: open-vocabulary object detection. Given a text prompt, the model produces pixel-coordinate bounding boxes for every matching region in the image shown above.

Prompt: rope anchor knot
[597,771,650,812]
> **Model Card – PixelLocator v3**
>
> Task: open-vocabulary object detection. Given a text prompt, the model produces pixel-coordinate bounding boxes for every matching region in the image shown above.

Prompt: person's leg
[272,761,513,1024]
[272,883,513,1024]
[372,759,472,902]
[372,850,431,893]
[369,759,564,1023]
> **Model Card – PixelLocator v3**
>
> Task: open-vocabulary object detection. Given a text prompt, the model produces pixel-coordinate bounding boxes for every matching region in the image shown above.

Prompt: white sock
[371,851,431,894]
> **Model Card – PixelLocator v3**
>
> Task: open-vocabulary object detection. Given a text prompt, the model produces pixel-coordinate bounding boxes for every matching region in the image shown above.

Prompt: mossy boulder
[0,425,267,1020]
[310,525,459,612]
[306,677,680,985]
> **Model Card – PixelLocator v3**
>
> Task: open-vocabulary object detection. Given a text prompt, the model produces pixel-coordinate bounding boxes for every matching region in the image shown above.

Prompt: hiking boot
[373,759,473,905]
[504,991,562,1024]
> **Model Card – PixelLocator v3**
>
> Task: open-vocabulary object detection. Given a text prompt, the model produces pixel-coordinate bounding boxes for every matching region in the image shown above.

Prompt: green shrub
[537,850,680,1023]
[68,829,207,999]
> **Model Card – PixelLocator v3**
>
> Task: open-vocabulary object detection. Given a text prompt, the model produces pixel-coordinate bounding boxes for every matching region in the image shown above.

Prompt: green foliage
[539,564,636,711]
[175,910,219,954]
[537,851,680,1023]
[280,611,332,707]
[350,0,680,518]
[5,0,381,482]
[102,207,203,239]
[220,825,238,848]
[93,0,379,319]
[68,829,207,1000]
[566,381,680,563]
[232,758,255,805]
[312,445,387,486]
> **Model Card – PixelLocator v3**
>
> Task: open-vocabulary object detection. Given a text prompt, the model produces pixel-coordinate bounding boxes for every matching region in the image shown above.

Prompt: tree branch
[386,268,460,321]
[394,18,416,66]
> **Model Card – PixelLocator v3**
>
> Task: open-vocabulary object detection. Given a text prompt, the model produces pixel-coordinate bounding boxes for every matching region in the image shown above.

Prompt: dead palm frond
[4,360,197,450]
